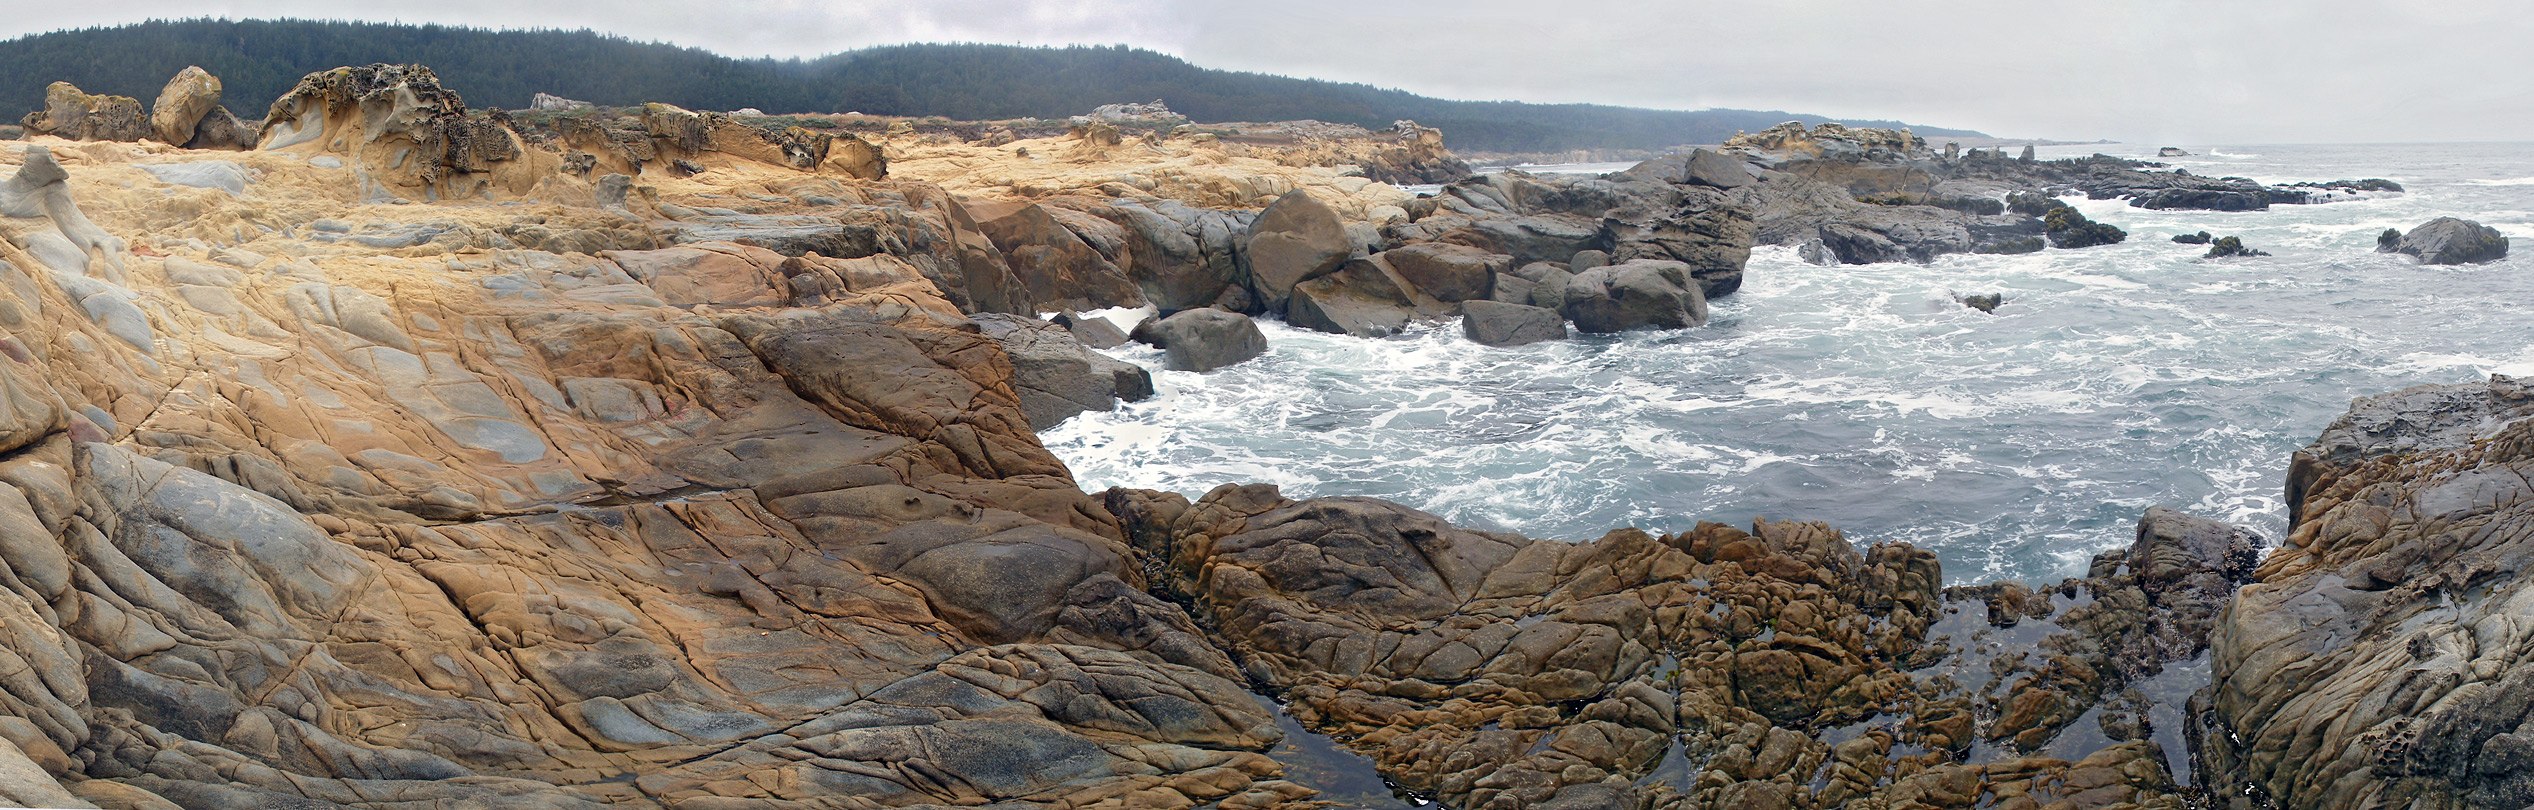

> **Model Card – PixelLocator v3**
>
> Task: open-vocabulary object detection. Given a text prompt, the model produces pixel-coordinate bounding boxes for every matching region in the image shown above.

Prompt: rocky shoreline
[0,62,2511,810]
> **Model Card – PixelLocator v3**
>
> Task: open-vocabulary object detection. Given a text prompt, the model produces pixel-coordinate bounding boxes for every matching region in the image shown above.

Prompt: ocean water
[1047,142,2534,585]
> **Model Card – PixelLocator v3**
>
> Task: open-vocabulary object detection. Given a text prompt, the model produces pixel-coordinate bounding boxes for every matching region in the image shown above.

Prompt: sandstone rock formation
[2201,375,2534,810]
[259,63,556,200]
[22,82,146,142]
[0,59,2462,810]
[149,66,223,146]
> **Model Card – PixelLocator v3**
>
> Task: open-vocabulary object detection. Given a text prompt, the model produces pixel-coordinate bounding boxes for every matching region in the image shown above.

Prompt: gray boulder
[2380,217,2509,265]
[1288,260,1415,338]
[1490,272,1537,305]
[1131,308,1268,372]
[1561,259,1708,333]
[1050,311,1129,349]
[1682,148,1756,189]
[974,314,1153,429]
[1461,300,1566,346]
[1242,190,1354,310]
[1379,243,1505,302]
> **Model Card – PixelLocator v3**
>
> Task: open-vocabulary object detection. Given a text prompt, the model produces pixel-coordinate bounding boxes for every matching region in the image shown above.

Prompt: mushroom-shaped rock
[1131,308,1267,372]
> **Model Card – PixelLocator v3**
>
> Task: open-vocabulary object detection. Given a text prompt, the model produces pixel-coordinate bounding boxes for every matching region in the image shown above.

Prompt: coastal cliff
[0,62,2501,810]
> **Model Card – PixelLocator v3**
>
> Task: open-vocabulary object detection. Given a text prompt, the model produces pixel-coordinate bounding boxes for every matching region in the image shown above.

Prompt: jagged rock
[2379,216,2509,264]
[2200,375,2534,810]
[973,314,1151,430]
[2173,231,2213,244]
[1958,292,2003,313]
[1560,258,1707,332]
[260,64,551,200]
[149,66,222,145]
[1461,300,1566,346]
[1131,308,1267,371]
[1244,189,1356,310]
[22,82,145,141]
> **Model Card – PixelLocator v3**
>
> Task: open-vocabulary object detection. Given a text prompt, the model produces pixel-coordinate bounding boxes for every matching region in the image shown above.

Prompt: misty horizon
[0,1,2522,145]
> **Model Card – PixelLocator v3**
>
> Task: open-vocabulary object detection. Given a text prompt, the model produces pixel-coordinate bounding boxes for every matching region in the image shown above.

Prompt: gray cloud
[2,0,2523,143]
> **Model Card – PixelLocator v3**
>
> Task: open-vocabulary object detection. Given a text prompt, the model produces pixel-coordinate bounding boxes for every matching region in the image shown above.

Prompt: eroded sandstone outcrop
[2200,375,2534,810]
[0,58,2464,810]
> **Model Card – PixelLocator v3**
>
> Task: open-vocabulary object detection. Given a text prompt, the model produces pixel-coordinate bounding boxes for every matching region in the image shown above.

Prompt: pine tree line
[0,19,1985,152]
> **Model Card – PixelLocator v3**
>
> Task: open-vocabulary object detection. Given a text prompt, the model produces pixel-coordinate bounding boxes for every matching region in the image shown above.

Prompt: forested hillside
[0,19,1987,152]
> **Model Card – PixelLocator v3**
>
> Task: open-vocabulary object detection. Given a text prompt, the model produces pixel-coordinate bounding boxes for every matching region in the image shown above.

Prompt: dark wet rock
[972,314,1152,430]
[1975,236,2044,255]
[1049,310,1128,349]
[2173,231,2213,245]
[2131,188,2273,212]
[2158,147,2191,157]
[1561,258,1707,333]
[1683,148,1758,189]
[1944,507,2260,752]
[1958,293,2003,313]
[1602,185,1755,297]
[1460,300,1566,346]
[1131,308,1268,371]
[2204,236,2267,258]
[2379,216,2510,265]
[2043,206,2127,249]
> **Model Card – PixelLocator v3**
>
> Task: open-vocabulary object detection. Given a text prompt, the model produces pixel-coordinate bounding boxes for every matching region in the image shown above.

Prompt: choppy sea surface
[1047,142,2534,585]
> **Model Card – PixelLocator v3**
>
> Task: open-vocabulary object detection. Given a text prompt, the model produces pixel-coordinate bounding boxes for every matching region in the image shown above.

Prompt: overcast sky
[3,0,2525,144]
